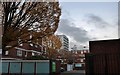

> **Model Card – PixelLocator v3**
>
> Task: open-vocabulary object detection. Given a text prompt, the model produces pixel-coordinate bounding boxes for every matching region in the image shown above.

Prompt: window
[25,52,27,57]
[32,52,35,56]
[44,48,47,54]
[81,51,83,54]
[5,51,9,55]
[75,51,77,54]
[17,50,22,56]
[81,59,83,62]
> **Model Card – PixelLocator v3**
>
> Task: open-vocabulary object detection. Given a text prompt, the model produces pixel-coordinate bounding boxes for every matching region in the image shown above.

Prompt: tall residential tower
[57,35,69,50]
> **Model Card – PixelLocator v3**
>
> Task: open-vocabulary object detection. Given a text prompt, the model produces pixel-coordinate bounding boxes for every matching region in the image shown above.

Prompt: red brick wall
[7,47,32,59]
[8,48,17,58]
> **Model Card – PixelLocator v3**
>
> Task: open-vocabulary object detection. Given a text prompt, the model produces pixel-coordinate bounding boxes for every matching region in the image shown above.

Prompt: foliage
[1,1,61,55]
[41,34,62,59]
[43,35,62,49]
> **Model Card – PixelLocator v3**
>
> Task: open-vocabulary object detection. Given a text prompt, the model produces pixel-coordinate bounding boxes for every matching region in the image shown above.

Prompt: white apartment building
[57,35,69,50]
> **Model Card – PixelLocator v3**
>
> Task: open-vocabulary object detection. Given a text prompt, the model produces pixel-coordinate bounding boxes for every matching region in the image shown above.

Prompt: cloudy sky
[55,2,118,50]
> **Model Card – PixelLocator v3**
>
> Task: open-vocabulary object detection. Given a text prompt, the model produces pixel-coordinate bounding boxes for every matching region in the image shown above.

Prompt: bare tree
[1,1,61,55]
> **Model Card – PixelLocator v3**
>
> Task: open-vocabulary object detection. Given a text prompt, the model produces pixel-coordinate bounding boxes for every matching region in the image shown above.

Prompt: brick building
[71,50,89,70]
[3,43,47,59]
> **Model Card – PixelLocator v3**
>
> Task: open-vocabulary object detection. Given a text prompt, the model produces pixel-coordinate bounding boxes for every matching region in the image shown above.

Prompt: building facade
[71,50,89,70]
[57,35,69,50]
[3,43,47,59]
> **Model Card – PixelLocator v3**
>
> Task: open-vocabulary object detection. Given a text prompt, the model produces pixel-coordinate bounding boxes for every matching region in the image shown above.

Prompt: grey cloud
[70,41,81,50]
[86,14,109,28]
[92,37,97,40]
[57,19,91,43]
[69,41,76,49]
[104,36,109,38]
[118,25,120,38]
[118,1,120,38]
[118,16,120,38]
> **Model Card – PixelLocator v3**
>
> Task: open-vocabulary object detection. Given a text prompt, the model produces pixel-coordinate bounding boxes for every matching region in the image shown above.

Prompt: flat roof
[89,39,120,42]
[1,60,49,62]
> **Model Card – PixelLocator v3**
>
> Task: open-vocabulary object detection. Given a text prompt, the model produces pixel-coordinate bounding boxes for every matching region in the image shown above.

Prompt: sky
[0,1,119,51]
[59,0,120,2]
[55,2,119,50]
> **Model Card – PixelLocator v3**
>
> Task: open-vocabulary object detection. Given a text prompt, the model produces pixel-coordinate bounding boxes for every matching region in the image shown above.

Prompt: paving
[60,70,85,75]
